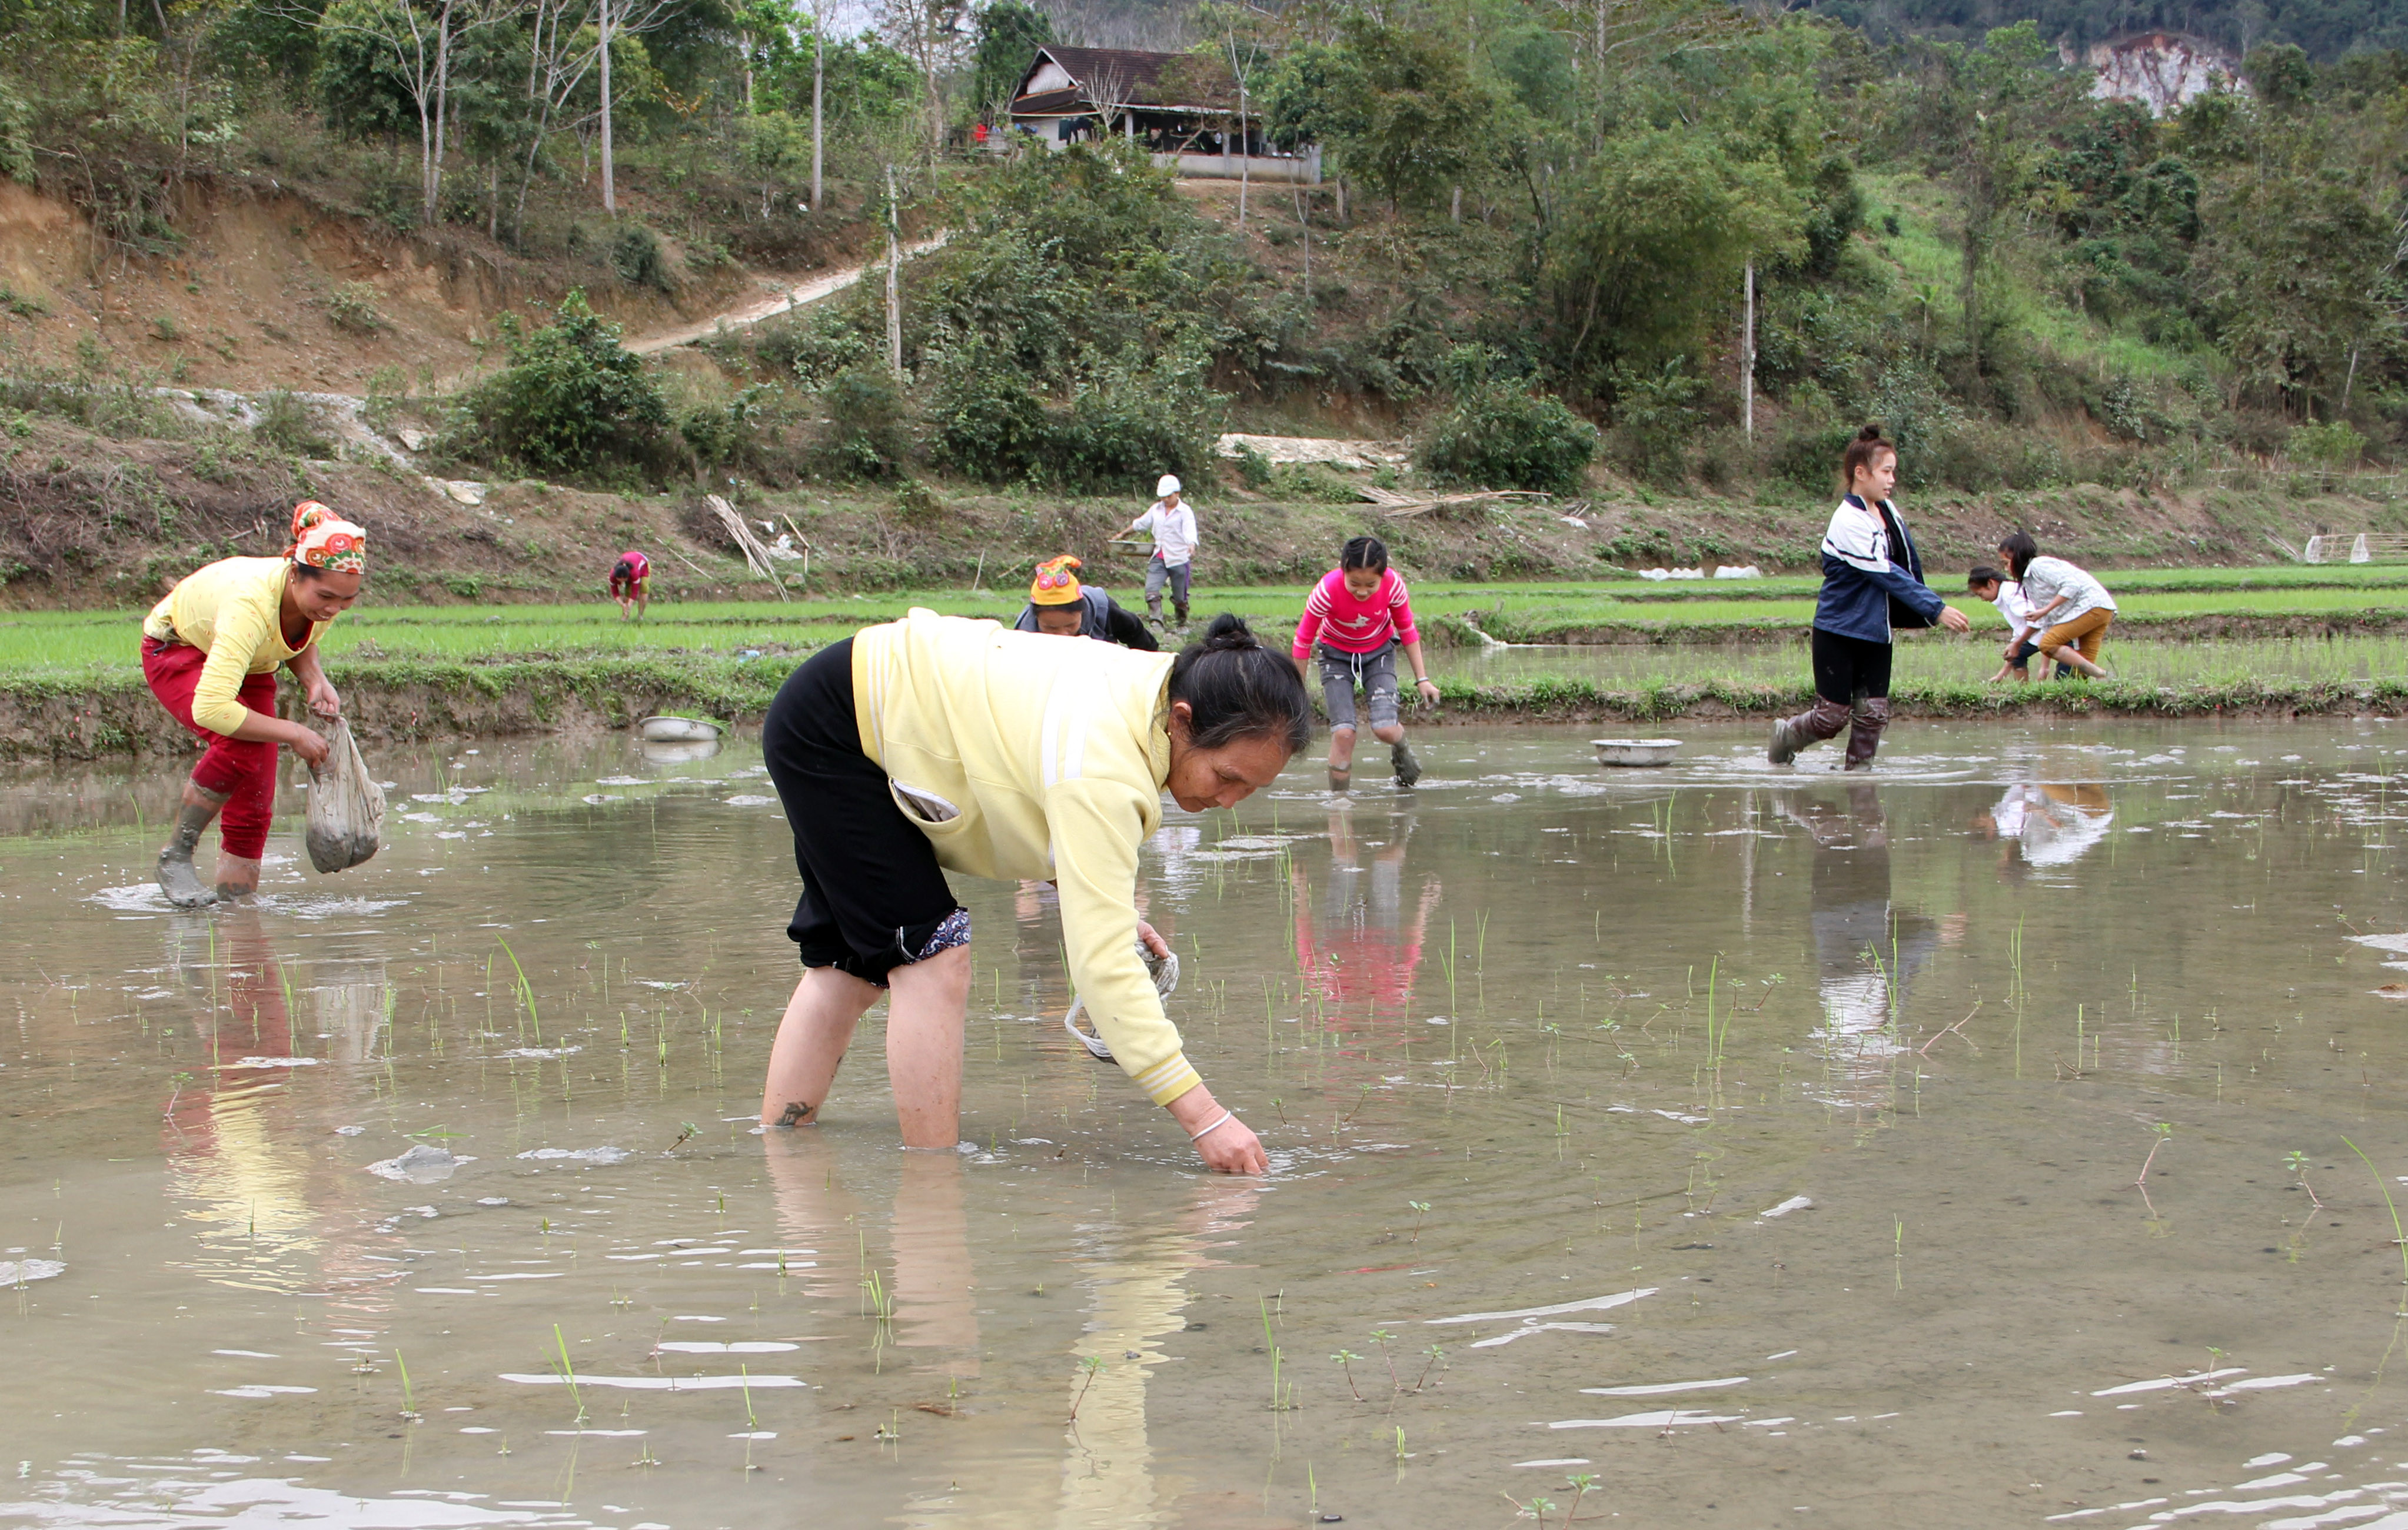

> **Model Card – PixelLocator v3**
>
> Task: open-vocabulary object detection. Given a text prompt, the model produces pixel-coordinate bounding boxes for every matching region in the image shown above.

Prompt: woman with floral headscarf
[141,501,367,906]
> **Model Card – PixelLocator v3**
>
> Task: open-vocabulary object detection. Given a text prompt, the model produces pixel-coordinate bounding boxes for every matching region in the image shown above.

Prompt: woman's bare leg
[760,965,882,1127]
[886,943,972,1149]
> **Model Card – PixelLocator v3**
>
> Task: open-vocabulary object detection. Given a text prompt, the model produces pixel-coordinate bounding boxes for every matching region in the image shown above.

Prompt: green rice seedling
[1413,1344,1445,1392]
[1068,1356,1106,1422]
[1407,1201,1430,1243]
[1562,1475,1598,1526]
[2133,1122,2173,1191]
[1369,1329,1402,1392]
[1393,1426,1408,1461]
[2286,1151,2327,1208]
[552,1323,587,1425]
[395,1349,420,1421]
[2343,1137,2408,1314]
[1331,1349,1364,1402]
[496,940,542,1043]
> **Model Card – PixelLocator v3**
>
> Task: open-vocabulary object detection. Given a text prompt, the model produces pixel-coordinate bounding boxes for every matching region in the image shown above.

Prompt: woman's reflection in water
[1781,784,1939,1113]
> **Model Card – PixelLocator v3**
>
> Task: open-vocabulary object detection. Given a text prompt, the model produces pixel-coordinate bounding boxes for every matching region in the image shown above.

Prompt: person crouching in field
[1013,556,1158,649]
[143,502,365,906]
[1768,426,1970,770]
[1292,536,1441,791]
[610,550,650,620]
[1998,532,2116,680]
[1967,565,2069,683]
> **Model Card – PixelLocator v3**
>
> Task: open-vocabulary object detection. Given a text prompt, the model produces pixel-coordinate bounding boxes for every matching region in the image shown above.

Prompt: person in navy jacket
[1768,425,1971,769]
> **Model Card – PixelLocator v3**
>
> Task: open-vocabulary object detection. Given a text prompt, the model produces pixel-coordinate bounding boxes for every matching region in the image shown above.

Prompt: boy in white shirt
[1967,565,2063,683]
[1126,474,1198,630]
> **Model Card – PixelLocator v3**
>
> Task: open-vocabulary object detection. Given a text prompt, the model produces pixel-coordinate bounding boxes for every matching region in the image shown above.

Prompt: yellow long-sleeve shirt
[853,610,1201,1107]
[143,557,326,737]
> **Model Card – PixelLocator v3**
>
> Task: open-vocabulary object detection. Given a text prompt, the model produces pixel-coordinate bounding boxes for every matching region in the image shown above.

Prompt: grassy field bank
[5,567,2407,759]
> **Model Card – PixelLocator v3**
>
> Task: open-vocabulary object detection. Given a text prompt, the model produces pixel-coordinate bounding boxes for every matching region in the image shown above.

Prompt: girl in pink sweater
[1291,536,1441,789]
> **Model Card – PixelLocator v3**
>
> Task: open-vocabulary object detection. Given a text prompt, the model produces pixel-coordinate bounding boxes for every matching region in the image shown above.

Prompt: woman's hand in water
[1167,1084,1269,1175]
[1195,1113,1268,1175]
[1938,606,1972,633]
[1136,919,1171,962]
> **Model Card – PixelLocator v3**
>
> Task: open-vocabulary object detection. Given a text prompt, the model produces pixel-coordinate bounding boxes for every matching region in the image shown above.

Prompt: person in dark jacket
[1012,556,1160,650]
[1768,425,1970,769]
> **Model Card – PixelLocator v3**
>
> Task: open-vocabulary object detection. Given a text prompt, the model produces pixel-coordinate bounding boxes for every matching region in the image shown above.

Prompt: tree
[967,0,1047,122]
[1545,128,1802,386]
[449,288,670,472]
[1899,21,2083,400]
[2194,131,2400,414]
[1315,12,1498,217]
[312,0,521,225]
[877,0,966,170]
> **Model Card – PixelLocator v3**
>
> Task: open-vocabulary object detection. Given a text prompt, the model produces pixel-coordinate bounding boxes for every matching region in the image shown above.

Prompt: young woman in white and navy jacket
[1768,426,1971,769]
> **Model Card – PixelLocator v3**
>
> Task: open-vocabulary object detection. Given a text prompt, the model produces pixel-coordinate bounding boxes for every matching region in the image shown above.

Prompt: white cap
[1156,474,1182,497]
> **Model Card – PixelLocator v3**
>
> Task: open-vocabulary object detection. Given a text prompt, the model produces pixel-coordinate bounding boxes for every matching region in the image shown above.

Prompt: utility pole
[598,0,615,212]
[1741,261,1756,443]
[810,0,823,211]
[884,165,903,379]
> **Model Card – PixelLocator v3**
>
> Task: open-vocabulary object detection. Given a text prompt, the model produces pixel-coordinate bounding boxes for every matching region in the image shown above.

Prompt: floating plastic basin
[1594,738,1681,767]
[638,716,724,743]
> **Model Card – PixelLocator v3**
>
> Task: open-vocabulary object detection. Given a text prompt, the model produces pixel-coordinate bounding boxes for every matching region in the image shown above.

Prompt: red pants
[142,637,279,860]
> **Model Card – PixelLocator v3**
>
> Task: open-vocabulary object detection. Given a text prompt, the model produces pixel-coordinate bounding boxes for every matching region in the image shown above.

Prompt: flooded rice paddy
[1450,634,2408,689]
[5,719,2408,1526]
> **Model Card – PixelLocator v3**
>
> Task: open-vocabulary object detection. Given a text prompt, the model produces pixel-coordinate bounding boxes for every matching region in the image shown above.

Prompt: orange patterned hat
[286,501,367,573]
[1029,555,1083,606]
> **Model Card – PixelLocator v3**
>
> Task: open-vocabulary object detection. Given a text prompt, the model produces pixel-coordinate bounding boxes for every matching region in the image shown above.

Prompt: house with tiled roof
[1006,45,1321,184]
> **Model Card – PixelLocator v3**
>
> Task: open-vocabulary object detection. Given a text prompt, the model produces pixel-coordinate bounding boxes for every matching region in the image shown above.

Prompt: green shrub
[252,390,332,456]
[1605,359,1704,485]
[927,349,1053,482]
[817,364,910,477]
[2291,418,2367,470]
[611,224,673,293]
[1233,441,1272,489]
[445,290,670,474]
[761,307,876,388]
[328,282,386,334]
[679,383,780,467]
[1417,347,1599,494]
[1269,461,1359,502]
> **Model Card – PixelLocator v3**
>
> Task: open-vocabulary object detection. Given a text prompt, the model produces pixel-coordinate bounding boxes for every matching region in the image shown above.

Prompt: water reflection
[1980,779,2116,875]
[1054,1180,1260,1529]
[1293,804,1441,1026]
[1780,784,1938,1109]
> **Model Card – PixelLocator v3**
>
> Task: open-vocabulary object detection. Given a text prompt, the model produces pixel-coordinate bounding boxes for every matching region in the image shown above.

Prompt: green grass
[11,564,2408,681]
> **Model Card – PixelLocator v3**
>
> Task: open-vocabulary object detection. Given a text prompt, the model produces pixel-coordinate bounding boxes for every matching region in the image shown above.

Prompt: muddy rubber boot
[1328,767,1352,792]
[1768,698,1850,765]
[1145,597,1165,631]
[1391,739,1422,787]
[157,794,224,909]
[1173,601,1189,631]
[1843,697,1890,771]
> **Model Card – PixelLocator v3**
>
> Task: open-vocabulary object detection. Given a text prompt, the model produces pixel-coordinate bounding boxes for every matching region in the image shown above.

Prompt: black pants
[1811,628,1893,704]
[763,639,966,986]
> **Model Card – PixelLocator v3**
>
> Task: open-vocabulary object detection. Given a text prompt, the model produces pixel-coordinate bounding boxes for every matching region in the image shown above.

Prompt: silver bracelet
[1188,1108,1235,1142]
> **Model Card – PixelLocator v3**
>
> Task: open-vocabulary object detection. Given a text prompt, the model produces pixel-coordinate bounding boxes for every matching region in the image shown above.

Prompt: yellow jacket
[144,557,327,737]
[853,611,1200,1106]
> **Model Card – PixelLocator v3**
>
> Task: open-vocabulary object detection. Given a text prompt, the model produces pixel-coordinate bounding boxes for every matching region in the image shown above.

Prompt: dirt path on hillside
[623,235,950,354]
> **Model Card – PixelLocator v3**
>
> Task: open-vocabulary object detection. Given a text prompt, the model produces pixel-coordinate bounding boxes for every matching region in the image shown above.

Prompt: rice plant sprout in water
[2287,1150,2327,1209]
[1331,1349,1365,1402]
[1068,1356,1106,1422]
[2343,1136,2408,1315]
[551,1323,587,1426]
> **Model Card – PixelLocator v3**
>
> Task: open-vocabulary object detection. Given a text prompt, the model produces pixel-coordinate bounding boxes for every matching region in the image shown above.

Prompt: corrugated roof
[1011,45,1236,112]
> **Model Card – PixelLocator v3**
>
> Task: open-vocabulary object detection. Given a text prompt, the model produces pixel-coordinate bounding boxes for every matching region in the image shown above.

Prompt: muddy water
[5,720,2408,1528]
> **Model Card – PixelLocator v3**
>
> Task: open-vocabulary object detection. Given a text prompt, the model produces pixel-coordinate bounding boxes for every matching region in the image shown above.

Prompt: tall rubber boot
[1391,739,1422,787]
[158,785,229,909]
[1767,698,1850,765]
[1173,600,1189,631]
[1843,697,1890,770]
[1146,596,1165,630]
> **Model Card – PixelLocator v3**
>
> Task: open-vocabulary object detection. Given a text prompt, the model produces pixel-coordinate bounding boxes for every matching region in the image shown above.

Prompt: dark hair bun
[1200,613,1259,652]
[1857,423,1886,441]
